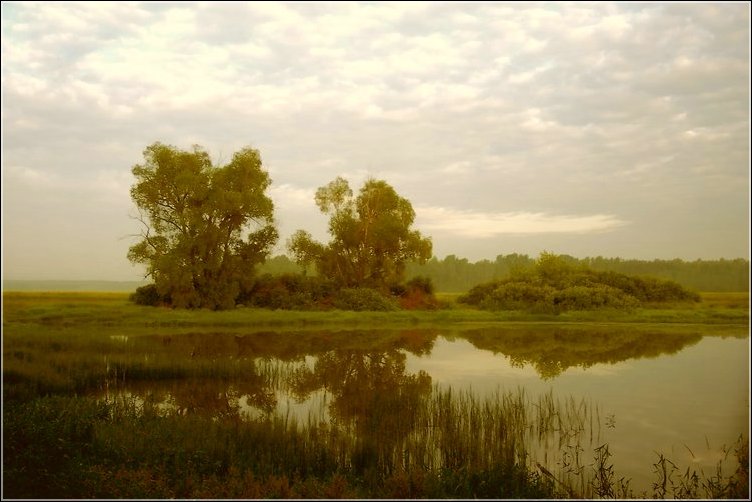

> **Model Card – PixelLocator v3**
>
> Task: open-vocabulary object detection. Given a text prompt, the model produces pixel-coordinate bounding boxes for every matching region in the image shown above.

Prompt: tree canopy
[288,177,432,289]
[128,142,277,309]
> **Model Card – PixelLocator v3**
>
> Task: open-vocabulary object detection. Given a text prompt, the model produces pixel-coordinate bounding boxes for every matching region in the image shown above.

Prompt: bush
[240,274,440,311]
[479,282,556,311]
[405,276,435,295]
[459,253,698,313]
[238,274,337,310]
[591,271,700,303]
[552,285,639,311]
[393,276,439,310]
[129,284,169,307]
[333,288,398,311]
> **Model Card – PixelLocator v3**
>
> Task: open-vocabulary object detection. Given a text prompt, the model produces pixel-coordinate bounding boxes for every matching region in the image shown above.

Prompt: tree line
[258,254,749,293]
[406,254,749,293]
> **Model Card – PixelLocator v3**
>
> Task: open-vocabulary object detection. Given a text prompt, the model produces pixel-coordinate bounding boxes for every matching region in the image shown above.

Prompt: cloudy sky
[2,1,749,281]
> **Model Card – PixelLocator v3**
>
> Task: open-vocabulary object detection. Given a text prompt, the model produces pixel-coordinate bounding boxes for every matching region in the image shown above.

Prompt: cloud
[1,2,748,279]
[416,206,628,238]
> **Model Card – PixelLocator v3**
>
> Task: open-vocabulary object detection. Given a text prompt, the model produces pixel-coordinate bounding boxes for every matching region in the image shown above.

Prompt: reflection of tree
[118,329,438,422]
[113,363,276,420]
[290,348,431,475]
[459,326,704,379]
[166,376,276,417]
[139,329,438,362]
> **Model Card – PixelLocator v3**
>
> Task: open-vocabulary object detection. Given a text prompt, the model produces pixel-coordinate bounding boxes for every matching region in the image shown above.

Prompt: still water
[405,332,749,491]
[100,325,749,494]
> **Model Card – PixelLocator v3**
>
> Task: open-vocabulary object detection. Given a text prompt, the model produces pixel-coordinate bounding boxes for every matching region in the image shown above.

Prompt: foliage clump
[129,284,170,307]
[236,273,437,311]
[237,273,337,310]
[288,177,432,290]
[458,252,700,313]
[128,142,277,310]
[332,287,400,311]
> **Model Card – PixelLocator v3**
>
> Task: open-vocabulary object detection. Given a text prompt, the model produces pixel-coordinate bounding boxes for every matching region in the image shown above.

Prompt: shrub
[459,252,698,312]
[405,276,435,295]
[333,288,399,311]
[552,285,639,311]
[238,274,337,310]
[394,276,439,310]
[479,282,556,311]
[129,284,169,307]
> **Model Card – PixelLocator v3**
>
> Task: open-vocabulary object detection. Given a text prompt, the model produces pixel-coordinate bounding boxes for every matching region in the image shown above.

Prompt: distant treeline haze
[259,254,749,293]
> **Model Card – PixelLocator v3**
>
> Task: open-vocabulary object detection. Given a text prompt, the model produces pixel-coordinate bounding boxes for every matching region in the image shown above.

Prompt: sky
[1,1,750,281]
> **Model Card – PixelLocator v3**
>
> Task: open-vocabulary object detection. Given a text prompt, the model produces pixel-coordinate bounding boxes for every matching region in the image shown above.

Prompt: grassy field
[1,291,749,329]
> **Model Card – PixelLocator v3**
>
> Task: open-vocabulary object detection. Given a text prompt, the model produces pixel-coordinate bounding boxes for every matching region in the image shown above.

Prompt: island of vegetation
[127,142,708,315]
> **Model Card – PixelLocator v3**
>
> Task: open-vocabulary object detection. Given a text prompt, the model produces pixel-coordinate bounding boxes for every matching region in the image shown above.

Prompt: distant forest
[259,254,750,293]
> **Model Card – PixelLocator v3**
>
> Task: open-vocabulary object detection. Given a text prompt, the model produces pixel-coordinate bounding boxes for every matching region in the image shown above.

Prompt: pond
[97,324,748,495]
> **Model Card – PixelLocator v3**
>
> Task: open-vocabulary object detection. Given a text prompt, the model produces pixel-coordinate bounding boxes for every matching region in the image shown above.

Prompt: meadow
[2,291,749,498]
[2,290,749,328]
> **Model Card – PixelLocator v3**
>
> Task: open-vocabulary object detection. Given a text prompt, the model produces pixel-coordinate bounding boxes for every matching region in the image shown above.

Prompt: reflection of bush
[458,326,704,379]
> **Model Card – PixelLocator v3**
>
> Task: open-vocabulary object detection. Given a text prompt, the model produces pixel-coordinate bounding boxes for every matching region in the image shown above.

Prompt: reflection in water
[93,325,746,492]
[105,326,712,418]
[289,348,432,474]
[455,326,704,379]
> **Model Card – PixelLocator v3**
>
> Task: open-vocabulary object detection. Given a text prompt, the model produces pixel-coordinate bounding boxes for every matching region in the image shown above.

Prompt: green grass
[2,291,748,329]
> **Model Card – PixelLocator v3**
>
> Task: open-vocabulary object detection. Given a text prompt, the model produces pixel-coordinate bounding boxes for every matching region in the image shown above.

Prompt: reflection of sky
[405,337,541,381]
[405,335,750,494]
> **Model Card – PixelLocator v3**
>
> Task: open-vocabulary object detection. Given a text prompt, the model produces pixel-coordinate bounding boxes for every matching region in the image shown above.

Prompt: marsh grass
[3,291,748,328]
[4,384,747,499]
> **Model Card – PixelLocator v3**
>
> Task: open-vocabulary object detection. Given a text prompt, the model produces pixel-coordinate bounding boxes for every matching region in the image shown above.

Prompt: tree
[288,177,432,289]
[128,142,277,309]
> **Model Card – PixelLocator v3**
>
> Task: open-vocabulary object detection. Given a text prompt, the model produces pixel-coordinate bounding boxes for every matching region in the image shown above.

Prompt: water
[405,332,749,492]
[97,325,749,494]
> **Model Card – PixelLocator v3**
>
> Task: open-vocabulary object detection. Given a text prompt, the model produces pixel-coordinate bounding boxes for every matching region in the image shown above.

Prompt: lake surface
[98,325,749,494]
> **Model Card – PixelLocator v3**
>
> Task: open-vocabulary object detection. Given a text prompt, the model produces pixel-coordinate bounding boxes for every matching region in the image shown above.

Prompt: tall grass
[4,386,747,499]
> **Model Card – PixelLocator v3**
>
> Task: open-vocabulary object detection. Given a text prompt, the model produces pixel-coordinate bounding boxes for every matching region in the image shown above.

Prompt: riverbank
[1,291,748,330]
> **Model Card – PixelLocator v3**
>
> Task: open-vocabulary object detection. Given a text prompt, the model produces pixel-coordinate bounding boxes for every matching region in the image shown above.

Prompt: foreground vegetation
[5,389,747,499]
[3,292,749,498]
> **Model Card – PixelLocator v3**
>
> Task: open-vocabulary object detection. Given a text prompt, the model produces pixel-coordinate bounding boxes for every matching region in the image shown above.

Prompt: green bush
[239,274,442,311]
[129,284,169,307]
[478,282,556,311]
[459,252,699,312]
[238,274,336,310]
[333,288,399,311]
[553,285,639,311]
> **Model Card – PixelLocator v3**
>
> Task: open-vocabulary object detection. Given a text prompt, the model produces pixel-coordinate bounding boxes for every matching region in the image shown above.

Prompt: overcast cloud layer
[2,1,749,280]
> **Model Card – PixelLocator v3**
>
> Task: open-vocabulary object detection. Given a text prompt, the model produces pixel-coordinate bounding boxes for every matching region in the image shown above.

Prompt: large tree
[288,177,432,289]
[128,142,277,309]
